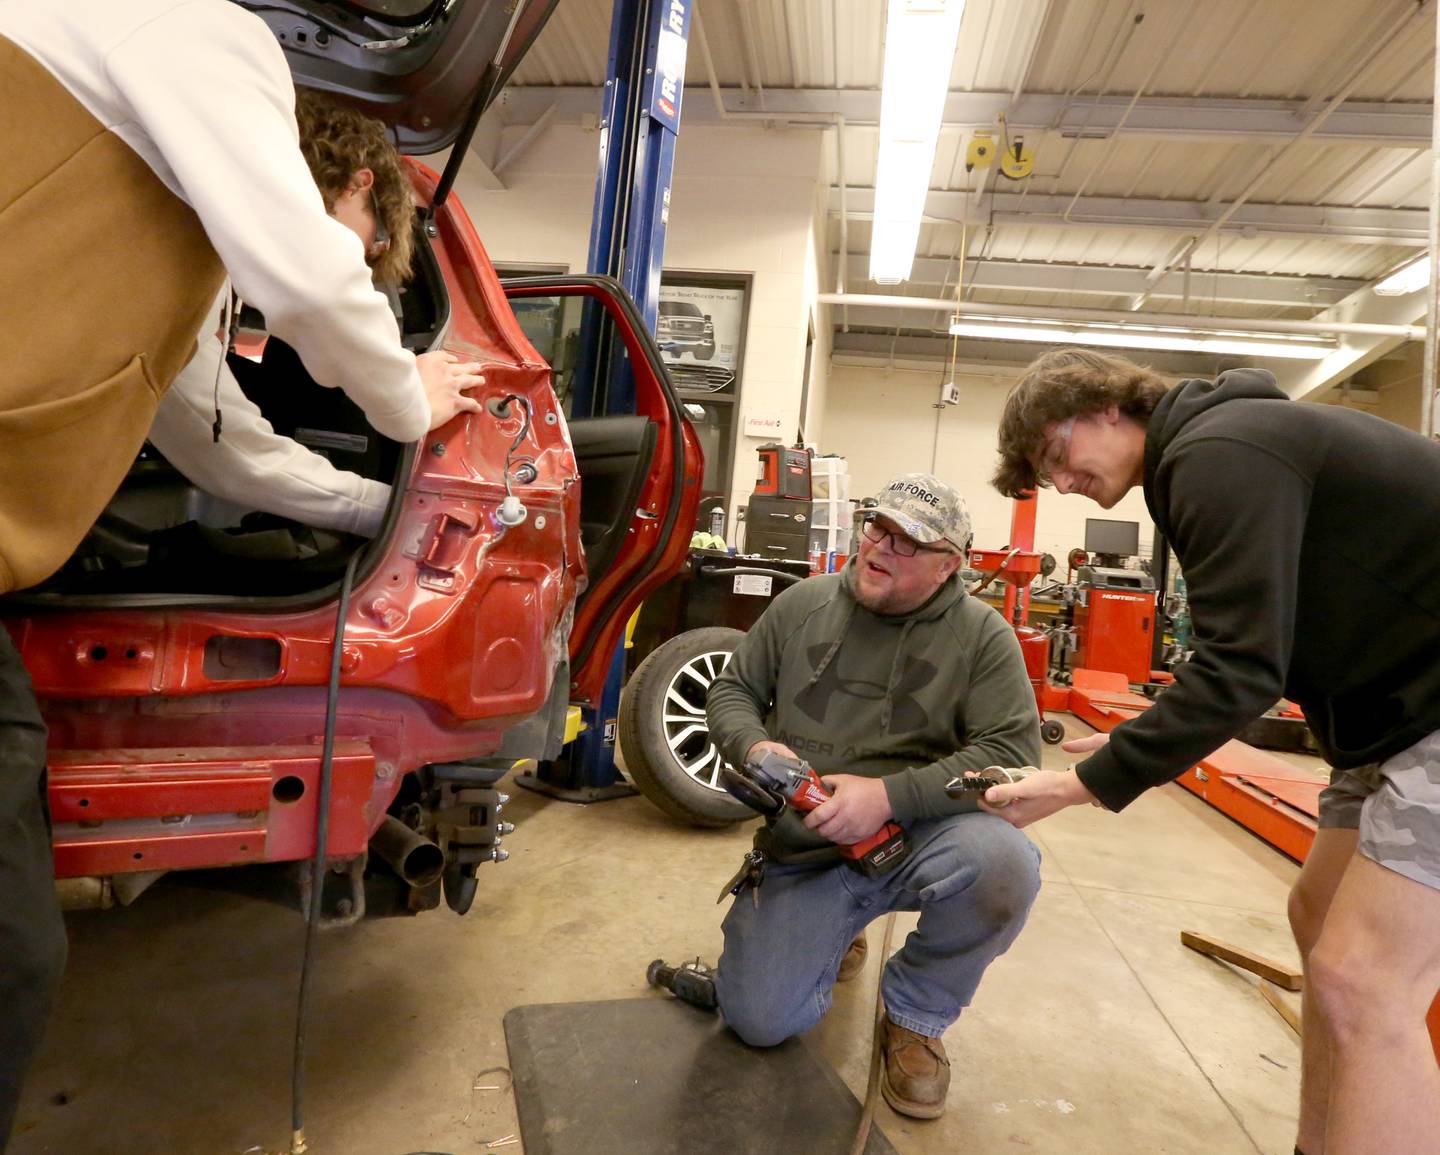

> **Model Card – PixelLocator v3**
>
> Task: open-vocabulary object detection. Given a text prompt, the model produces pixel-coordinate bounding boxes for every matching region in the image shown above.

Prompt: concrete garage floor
[10,717,1316,1155]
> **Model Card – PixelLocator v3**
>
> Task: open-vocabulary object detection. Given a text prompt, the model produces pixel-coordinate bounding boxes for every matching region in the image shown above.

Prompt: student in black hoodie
[988,346,1440,1155]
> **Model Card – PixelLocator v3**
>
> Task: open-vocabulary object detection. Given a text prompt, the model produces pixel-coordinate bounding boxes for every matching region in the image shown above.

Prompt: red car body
[6,150,701,908]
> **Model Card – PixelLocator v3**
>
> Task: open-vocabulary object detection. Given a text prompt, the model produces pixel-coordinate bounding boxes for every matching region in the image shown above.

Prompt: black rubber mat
[503,998,899,1155]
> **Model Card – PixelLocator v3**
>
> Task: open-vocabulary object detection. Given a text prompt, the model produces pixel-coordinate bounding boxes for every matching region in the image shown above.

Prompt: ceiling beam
[827,187,1427,246]
[827,304,1352,341]
[833,305,948,332]
[497,86,1434,146]
[493,102,558,176]
[837,255,1367,309]
[1268,283,1429,401]
[832,303,1330,336]
[817,292,1419,339]
[462,149,505,191]
[458,117,505,191]
[830,331,1252,378]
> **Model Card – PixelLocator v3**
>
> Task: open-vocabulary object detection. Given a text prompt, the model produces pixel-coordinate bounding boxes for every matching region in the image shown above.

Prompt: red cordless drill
[723,750,909,877]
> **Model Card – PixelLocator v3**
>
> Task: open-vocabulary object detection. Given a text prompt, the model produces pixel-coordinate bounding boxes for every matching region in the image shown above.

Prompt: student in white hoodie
[0,3,482,1141]
[150,91,440,539]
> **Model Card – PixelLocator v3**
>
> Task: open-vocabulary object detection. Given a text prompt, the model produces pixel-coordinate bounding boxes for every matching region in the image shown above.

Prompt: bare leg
[1308,853,1440,1155]
[1287,827,1359,1155]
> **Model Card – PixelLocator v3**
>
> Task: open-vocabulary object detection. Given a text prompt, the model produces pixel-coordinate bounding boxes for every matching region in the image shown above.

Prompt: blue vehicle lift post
[522,0,691,801]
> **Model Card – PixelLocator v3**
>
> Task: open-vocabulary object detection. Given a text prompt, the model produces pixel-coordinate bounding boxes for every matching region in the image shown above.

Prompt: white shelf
[810,497,855,530]
[809,523,852,555]
[811,456,850,500]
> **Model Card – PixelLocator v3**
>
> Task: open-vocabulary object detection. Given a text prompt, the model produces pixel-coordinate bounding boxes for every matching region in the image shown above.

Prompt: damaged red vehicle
[2,0,701,919]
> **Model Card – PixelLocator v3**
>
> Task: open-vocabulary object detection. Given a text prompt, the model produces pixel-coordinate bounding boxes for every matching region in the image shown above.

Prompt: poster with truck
[657,281,744,392]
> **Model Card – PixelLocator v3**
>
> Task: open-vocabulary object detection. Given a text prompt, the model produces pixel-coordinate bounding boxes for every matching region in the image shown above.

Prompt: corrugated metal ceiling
[502,0,1435,345]
[510,0,1432,101]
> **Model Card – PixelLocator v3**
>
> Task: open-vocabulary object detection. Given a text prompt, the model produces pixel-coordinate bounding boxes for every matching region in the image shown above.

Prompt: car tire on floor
[619,626,752,827]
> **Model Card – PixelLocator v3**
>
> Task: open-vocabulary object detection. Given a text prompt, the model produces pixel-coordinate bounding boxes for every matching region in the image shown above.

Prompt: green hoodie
[706,559,1040,861]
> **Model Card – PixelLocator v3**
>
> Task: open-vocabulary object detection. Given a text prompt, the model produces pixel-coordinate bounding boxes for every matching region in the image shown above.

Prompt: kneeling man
[657,473,1041,1120]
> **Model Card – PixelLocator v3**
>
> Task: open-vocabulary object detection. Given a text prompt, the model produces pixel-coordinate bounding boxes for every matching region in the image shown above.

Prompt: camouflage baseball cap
[869,473,972,552]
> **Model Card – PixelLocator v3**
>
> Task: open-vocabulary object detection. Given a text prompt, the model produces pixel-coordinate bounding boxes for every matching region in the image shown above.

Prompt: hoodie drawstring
[805,601,856,689]
[880,619,916,732]
[211,283,240,442]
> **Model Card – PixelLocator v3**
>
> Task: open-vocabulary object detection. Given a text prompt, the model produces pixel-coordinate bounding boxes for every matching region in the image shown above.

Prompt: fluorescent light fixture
[947,316,1332,360]
[869,0,965,285]
[1373,256,1430,296]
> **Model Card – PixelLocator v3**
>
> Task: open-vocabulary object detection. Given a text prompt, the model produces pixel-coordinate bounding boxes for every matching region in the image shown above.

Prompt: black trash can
[628,549,811,672]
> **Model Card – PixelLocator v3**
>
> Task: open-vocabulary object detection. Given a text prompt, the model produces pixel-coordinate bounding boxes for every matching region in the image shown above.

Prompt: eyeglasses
[861,515,955,558]
[367,187,391,265]
[1033,415,1076,483]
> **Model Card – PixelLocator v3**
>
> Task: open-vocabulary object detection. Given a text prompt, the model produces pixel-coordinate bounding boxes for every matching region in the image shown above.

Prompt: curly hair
[991,348,1169,499]
[295,89,416,285]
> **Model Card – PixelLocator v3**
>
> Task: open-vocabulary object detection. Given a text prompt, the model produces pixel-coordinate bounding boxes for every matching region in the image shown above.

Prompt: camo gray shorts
[1318,730,1440,891]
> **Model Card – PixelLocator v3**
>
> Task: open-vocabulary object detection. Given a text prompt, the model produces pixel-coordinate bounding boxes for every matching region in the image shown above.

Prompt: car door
[502,276,703,704]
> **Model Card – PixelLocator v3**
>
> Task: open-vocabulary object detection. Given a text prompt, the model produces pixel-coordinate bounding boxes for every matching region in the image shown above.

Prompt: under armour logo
[794,644,936,731]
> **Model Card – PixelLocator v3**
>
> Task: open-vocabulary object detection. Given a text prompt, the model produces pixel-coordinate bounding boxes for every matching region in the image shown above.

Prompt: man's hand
[418,350,485,430]
[1062,731,1109,757]
[804,774,893,845]
[981,768,1102,829]
[744,739,798,765]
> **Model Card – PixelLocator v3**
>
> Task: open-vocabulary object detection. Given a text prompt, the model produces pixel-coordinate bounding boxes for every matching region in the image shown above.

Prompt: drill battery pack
[849,824,907,876]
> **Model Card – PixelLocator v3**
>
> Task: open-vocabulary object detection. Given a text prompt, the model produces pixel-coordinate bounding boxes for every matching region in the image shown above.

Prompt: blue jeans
[715,813,1041,1045]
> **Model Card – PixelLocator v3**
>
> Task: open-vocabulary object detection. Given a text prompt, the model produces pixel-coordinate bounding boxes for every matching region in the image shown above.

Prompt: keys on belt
[717,849,767,907]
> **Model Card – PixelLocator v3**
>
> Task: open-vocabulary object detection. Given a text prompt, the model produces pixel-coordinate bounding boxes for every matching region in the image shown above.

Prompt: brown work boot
[836,930,868,982]
[879,1015,950,1119]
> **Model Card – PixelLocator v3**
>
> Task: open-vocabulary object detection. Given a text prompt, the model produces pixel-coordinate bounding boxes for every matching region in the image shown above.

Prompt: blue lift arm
[530,0,692,800]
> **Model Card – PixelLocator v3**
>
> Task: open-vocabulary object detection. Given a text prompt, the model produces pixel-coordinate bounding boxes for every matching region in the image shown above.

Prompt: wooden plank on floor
[1181,930,1304,990]
[1259,980,1303,1035]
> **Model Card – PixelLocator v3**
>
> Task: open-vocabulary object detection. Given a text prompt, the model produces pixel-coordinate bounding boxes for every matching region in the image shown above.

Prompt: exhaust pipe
[369,817,446,887]
[55,876,115,911]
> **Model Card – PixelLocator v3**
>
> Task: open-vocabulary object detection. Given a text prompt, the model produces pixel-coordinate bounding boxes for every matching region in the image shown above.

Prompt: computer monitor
[1084,518,1139,558]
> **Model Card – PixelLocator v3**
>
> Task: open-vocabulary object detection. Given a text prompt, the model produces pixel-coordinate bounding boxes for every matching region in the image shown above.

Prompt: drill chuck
[944,765,1039,810]
[647,957,719,1012]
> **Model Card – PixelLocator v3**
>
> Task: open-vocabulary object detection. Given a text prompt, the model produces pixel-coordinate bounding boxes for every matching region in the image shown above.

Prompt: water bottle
[709,505,725,538]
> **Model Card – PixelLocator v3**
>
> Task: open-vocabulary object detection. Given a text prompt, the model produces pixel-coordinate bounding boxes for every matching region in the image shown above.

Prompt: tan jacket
[0,36,223,592]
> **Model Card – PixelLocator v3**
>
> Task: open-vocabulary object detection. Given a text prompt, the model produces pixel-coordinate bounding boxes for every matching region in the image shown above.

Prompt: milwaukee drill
[719,750,908,877]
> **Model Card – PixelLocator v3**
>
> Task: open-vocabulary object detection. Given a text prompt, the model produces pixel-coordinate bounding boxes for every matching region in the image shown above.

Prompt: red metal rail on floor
[1065,669,1322,861]
[1059,667,1440,1060]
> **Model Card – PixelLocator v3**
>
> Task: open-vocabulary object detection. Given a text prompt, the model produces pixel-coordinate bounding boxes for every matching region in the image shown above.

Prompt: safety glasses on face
[1033,415,1077,484]
[367,187,391,265]
[860,515,954,558]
